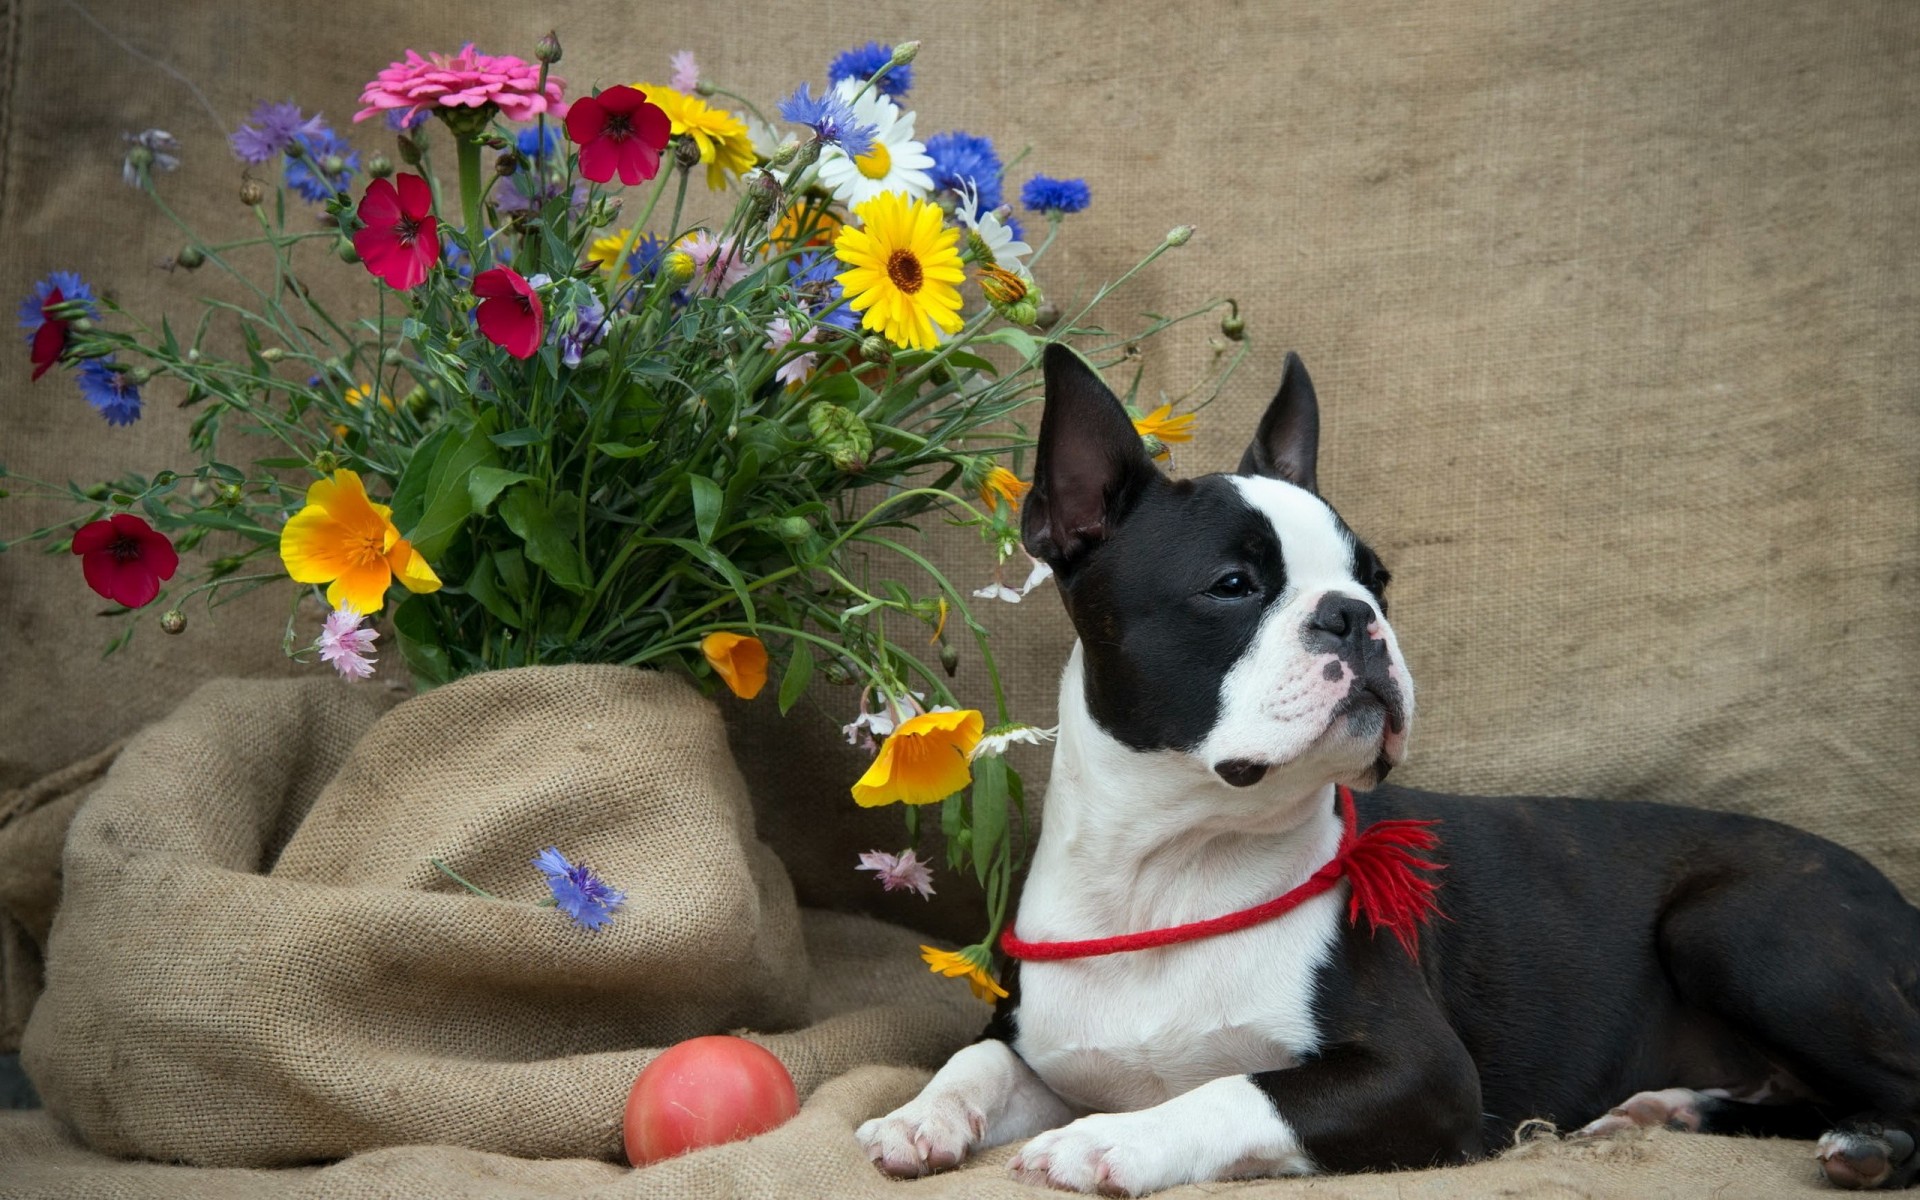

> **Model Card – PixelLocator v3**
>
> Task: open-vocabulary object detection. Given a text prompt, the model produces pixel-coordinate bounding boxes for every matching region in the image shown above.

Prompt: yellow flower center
[349,529,386,567]
[855,141,892,180]
[887,249,924,295]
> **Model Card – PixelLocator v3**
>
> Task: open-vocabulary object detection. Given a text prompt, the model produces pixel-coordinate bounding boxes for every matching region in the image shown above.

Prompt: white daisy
[956,182,1034,276]
[972,555,1053,604]
[971,723,1058,761]
[816,79,933,209]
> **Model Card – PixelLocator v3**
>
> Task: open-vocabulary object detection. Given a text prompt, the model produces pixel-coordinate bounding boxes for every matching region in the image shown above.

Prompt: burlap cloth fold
[11,666,981,1169]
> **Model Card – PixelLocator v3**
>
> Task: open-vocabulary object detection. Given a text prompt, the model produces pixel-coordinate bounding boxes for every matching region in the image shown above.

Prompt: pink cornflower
[353,45,565,127]
[764,315,819,387]
[316,605,379,679]
[669,50,700,92]
[858,849,936,899]
[676,231,753,295]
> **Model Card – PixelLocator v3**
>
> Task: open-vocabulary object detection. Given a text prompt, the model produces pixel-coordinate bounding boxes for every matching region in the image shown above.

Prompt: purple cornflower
[284,127,358,203]
[229,101,326,164]
[925,132,1002,211]
[315,605,378,679]
[533,847,626,931]
[828,42,910,98]
[556,296,608,367]
[669,50,700,92]
[384,108,428,132]
[1021,175,1091,215]
[76,357,142,426]
[778,83,875,159]
[121,129,181,188]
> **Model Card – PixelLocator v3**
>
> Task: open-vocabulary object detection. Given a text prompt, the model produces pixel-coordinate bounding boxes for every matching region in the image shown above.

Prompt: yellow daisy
[850,708,984,807]
[632,83,755,191]
[833,192,965,353]
[920,944,1009,1003]
[978,466,1030,512]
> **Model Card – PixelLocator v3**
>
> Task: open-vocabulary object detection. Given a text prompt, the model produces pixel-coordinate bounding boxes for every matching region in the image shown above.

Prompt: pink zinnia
[472,267,544,359]
[858,849,936,899]
[669,50,700,92]
[316,605,379,680]
[563,85,670,186]
[353,173,439,290]
[353,44,565,126]
[71,513,177,609]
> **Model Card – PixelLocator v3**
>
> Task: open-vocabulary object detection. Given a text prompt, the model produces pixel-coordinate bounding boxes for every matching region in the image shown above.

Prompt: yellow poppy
[978,466,1029,512]
[920,944,1009,1003]
[279,468,440,614]
[632,84,755,190]
[1132,403,1196,445]
[833,191,965,352]
[851,708,984,807]
[701,631,768,699]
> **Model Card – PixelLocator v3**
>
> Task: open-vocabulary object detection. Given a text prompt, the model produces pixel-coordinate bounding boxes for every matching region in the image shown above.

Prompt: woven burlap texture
[14,666,987,1168]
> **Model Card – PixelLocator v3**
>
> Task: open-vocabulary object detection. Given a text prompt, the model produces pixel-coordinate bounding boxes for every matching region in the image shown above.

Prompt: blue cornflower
[19,271,96,336]
[627,232,670,279]
[532,847,625,931]
[788,249,839,289]
[515,126,562,158]
[385,108,428,132]
[1021,175,1092,216]
[284,127,359,203]
[925,131,1003,210]
[828,42,910,98]
[778,83,876,159]
[788,252,859,330]
[76,357,142,426]
[229,101,325,164]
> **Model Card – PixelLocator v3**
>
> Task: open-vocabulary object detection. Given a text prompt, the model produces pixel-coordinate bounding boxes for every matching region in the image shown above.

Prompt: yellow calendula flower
[279,468,440,615]
[1133,403,1197,445]
[978,466,1030,512]
[833,191,965,353]
[770,205,841,251]
[976,264,1028,307]
[920,944,1009,1003]
[851,708,984,807]
[632,83,755,190]
[701,631,768,700]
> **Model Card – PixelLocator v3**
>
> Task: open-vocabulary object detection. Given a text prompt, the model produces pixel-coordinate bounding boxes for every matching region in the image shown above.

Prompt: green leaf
[407,421,501,560]
[489,426,546,448]
[180,508,278,546]
[388,424,457,531]
[942,350,1000,376]
[494,547,530,601]
[970,753,1010,886]
[776,640,813,716]
[464,553,523,626]
[978,326,1042,363]
[688,474,723,545]
[721,446,763,532]
[467,467,534,516]
[497,486,589,593]
[941,788,969,871]
[592,440,657,459]
[392,595,451,688]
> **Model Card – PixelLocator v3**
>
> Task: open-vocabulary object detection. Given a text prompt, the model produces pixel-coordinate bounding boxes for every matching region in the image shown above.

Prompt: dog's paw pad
[1573,1088,1704,1139]
[1817,1127,1914,1190]
[857,1100,982,1179]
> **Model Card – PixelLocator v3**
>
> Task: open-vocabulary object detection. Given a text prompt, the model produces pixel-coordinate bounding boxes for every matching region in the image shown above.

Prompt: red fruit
[565,85,671,186]
[353,173,439,290]
[472,266,544,359]
[71,513,178,609]
[623,1036,798,1166]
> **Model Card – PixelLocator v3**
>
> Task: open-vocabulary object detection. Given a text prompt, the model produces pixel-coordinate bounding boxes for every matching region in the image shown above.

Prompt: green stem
[456,135,487,271]
[430,858,498,900]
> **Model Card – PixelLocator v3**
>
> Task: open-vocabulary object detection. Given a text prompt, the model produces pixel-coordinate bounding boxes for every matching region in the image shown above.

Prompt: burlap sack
[16,664,909,1168]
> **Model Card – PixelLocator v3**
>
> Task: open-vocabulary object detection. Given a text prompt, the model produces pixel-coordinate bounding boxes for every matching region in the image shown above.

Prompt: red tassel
[1341,818,1444,958]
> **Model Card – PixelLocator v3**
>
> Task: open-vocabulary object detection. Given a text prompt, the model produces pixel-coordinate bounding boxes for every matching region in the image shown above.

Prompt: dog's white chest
[1012,889,1342,1113]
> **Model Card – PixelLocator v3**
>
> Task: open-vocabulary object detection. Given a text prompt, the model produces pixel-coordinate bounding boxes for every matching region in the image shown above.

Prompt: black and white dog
[857,345,1920,1194]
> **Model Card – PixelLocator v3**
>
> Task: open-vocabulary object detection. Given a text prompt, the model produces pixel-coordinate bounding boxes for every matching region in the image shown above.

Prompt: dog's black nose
[1307,594,1377,646]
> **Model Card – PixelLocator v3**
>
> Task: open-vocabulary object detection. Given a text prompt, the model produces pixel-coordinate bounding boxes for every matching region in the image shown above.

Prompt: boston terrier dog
[857,344,1920,1194]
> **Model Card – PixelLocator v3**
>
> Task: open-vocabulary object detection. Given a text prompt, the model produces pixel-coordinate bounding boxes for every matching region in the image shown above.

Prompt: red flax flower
[354,173,439,290]
[472,267,543,358]
[564,85,670,185]
[71,513,178,608]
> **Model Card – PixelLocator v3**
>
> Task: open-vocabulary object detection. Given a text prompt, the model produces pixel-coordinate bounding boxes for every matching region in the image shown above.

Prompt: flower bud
[321,154,348,177]
[259,347,285,363]
[397,133,423,166]
[124,367,152,386]
[585,195,622,228]
[404,385,431,417]
[660,251,696,289]
[1003,299,1039,326]
[367,152,394,179]
[126,144,154,171]
[216,483,244,507]
[312,450,341,474]
[891,41,921,66]
[175,244,205,270]
[83,484,109,501]
[774,515,815,543]
[694,80,717,97]
[206,554,244,577]
[1033,301,1061,331]
[283,139,306,160]
[1165,224,1195,247]
[239,178,265,206]
[160,609,187,635]
[807,402,874,473]
[382,346,404,367]
[535,30,563,64]
[822,660,855,686]
[940,643,961,676]
[673,135,703,170]
[154,470,178,487]
[859,335,891,364]
[335,237,360,264]
[769,140,800,168]
[68,316,95,334]
[495,152,518,177]
[1221,310,1245,341]
[977,265,1028,307]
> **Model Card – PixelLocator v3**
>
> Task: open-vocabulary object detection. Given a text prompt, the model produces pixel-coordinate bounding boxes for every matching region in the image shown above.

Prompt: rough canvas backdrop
[0,0,1914,966]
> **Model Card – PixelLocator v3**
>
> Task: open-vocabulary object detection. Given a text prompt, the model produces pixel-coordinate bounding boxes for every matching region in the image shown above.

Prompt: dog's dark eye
[1205,572,1257,600]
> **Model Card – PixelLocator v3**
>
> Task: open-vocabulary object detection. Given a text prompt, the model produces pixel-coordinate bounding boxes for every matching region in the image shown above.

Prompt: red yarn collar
[999,786,1443,962]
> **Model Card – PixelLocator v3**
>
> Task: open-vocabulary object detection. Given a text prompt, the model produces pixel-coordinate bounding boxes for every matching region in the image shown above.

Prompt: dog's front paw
[1009,1111,1178,1197]
[857,1095,986,1179]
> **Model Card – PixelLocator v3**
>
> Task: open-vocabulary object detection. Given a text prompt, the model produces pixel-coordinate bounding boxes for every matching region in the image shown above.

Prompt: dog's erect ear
[1023,344,1158,570]
[1238,351,1319,493]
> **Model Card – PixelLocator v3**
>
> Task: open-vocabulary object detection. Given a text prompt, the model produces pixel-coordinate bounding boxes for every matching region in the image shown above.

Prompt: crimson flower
[71,513,178,608]
[564,85,670,185]
[472,267,543,359]
[353,173,439,290]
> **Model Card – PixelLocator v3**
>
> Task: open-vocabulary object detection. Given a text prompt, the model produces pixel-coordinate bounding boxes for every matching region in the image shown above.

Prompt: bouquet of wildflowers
[6,36,1244,996]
